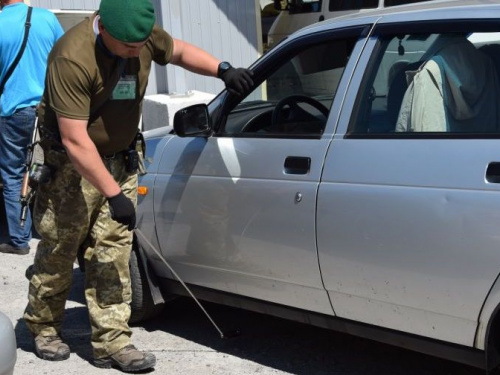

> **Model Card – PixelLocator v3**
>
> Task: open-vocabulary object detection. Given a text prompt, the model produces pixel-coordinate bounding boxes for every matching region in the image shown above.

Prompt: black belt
[102,150,127,159]
[50,145,127,159]
[50,145,66,153]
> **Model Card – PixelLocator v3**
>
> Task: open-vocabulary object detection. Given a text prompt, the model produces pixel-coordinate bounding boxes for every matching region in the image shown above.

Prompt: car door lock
[295,192,303,203]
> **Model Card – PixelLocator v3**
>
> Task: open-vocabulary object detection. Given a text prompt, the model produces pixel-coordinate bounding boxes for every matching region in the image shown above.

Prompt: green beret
[99,0,155,43]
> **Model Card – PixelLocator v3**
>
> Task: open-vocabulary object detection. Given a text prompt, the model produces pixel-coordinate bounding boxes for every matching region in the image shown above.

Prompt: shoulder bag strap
[0,6,33,96]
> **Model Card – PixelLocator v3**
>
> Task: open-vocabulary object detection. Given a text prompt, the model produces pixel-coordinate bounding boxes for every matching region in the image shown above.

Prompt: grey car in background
[0,311,16,375]
[132,1,500,373]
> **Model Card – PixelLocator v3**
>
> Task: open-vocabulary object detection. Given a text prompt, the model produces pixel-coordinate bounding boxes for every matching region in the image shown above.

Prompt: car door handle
[486,162,500,183]
[284,156,311,175]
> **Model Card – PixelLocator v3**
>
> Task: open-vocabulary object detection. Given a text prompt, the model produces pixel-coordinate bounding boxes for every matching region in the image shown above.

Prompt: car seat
[479,44,500,85]
[386,60,423,129]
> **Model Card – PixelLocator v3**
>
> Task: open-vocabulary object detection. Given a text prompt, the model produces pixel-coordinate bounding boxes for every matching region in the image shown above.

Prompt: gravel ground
[0,203,486,375]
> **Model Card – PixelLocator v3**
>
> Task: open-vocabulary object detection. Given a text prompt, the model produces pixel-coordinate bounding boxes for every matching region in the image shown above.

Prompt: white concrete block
[142,90,216,131]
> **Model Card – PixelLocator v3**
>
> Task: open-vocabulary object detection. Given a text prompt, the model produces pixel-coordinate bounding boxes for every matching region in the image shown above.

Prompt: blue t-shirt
[0,3,64,116]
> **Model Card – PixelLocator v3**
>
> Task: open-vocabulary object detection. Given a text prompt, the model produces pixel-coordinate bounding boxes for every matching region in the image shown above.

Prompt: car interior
[349,30,500,136]
[220,37,358,138]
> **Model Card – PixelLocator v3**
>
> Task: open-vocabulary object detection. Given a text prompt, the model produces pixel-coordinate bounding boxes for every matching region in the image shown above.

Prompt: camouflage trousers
[23,148,138,359]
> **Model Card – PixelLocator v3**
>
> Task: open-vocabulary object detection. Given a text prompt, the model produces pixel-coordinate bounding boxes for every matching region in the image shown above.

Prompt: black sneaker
[0,243,29,255]
[94,345,156,373]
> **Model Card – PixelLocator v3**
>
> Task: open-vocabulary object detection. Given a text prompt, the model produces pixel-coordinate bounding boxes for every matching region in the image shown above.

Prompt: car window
[384,0,433,6]
[289,0,322,14]
[348,27,500,136]
[329,0,378,11]
[221,36,358,138]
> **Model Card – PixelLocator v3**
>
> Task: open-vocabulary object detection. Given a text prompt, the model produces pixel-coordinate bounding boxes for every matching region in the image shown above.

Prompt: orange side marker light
[137,186,149,196]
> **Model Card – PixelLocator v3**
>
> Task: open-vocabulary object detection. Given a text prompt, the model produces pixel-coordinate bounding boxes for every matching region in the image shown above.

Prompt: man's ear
[97,19,106,34]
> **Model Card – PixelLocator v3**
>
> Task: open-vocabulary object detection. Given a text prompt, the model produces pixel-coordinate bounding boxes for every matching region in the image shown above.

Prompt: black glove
[108,191,136,231]
[220,67,254,96]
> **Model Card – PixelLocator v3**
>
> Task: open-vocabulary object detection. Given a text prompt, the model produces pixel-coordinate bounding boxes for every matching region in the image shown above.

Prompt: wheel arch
[485,302,500,374]
[132,233,166,306]
[129,234,167,323]
[476,271,500,374]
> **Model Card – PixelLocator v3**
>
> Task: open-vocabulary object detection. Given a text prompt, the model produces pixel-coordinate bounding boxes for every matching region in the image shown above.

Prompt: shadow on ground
[137,297,483,375]
[12,265,483,375]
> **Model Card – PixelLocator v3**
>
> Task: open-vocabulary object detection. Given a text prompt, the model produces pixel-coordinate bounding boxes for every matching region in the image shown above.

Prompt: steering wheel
[271,95,329,128]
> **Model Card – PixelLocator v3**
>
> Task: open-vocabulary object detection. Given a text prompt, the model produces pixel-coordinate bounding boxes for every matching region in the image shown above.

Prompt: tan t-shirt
[38,14,174,155]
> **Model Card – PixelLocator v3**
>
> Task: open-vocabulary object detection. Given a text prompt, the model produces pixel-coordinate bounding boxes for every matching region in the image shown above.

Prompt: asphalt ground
[0,192,485,375]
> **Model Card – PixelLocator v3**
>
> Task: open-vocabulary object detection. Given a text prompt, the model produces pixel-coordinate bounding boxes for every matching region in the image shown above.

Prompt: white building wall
[159,0,261,94]
[31,0,262,96]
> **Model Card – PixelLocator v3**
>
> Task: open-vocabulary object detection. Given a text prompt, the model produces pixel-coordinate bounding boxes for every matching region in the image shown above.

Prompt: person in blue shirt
[0,0,63,255]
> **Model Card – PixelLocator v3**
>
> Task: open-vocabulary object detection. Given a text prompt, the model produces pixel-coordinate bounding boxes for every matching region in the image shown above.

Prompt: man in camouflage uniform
[23,0,253,372]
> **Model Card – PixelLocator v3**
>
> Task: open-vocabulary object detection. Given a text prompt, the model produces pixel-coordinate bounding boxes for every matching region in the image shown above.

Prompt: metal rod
[134,228,227,338]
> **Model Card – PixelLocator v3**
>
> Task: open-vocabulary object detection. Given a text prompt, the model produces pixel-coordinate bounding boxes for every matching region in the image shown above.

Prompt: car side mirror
[173,104,212,137]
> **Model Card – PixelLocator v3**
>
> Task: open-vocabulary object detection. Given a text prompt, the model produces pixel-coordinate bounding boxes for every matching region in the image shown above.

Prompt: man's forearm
[57,115,121,198]
[64,140,122,198]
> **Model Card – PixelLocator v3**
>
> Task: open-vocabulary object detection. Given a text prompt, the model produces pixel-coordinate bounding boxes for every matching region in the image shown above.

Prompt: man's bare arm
[170,38,220,76]
[170,38,253,96]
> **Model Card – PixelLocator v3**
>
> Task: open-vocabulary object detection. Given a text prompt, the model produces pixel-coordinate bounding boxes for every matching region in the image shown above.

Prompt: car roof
[337,0,494,19]
[288,0,500,42]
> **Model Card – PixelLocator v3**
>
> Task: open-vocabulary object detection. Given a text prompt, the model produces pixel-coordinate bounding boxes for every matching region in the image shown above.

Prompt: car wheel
[129,246,165,324]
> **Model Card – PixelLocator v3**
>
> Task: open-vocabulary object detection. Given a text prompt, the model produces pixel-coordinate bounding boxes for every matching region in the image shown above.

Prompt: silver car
[0,311,16,375]
[133,1,500,372]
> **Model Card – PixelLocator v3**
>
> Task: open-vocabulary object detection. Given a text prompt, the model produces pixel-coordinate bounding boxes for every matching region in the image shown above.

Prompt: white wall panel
[160,0,260,94]
[32,0,99,9]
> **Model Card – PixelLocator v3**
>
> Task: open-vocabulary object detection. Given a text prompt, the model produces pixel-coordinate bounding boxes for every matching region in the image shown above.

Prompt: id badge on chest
[112,75,137,100]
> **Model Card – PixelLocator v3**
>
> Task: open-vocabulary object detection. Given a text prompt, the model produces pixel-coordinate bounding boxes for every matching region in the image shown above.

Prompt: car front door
[152,25,368,313]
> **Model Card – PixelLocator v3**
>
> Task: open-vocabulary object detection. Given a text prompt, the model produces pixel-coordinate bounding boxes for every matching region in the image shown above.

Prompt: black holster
[125,131,146,175]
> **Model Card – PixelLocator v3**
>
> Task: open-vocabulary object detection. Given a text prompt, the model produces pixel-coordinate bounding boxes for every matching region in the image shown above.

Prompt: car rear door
[317,14,500,346]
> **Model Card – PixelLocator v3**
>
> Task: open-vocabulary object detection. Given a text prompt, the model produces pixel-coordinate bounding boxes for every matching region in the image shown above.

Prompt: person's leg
[85,157,155,371]
[24,150,92,360]
[0,107,35,251]
[84,209,133,359]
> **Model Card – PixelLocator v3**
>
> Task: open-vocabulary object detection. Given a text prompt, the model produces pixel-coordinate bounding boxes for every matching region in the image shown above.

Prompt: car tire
[129,246,165,324]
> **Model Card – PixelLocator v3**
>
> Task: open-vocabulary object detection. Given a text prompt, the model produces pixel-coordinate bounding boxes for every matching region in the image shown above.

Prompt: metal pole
[134,228,239,339]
